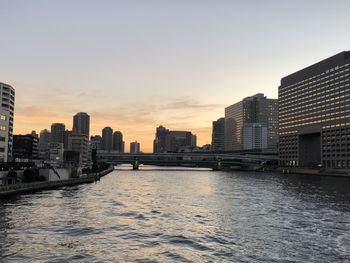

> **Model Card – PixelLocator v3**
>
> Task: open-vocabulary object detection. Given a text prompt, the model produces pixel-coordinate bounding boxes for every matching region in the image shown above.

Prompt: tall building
[63,130,72,150]
[51,123,65,144]
[113,131,125,152]
[242,123,267,150]
[13,134,39,160]
[224,93,278,151]
[130,141,140,153]
[73,112,90,138]
[38,129,51,160]
[102,127,113,151]
[211,118,225,152]
[68,134,89,167]
[279,51,350,168]
[165,131,196,152]
[0,82,15,162]
[153,125,169,153]
[90,135,102,150]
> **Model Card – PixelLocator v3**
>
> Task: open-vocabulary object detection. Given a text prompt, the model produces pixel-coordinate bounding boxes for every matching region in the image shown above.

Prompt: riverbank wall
[0,167,114,197]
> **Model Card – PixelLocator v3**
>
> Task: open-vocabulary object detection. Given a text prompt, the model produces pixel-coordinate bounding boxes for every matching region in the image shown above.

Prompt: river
[0,166,350,262]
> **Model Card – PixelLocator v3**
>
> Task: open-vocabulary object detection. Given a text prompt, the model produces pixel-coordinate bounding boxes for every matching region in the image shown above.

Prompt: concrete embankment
[276,167,350,178]
[0,167,114,197]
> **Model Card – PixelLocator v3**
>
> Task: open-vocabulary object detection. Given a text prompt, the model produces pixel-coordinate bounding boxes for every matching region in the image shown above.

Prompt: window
[0,115,6,121]
[0,126,6,131]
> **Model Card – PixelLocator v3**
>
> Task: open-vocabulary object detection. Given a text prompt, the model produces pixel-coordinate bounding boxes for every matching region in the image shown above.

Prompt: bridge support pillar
[133,157,139,170]
[213,158,222,171]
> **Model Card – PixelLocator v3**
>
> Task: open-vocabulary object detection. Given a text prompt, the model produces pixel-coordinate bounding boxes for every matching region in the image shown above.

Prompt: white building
[68,134,89,167]
[0,83,15,162]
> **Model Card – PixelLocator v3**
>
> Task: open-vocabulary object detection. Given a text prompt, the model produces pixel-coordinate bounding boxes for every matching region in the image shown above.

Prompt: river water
[0,167,350,262]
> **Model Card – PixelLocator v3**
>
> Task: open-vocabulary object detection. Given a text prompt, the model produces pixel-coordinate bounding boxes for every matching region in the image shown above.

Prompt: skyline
[2,1,350,151]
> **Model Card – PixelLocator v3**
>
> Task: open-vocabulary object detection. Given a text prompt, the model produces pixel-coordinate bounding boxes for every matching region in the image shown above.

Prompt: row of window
[279,63,349,92]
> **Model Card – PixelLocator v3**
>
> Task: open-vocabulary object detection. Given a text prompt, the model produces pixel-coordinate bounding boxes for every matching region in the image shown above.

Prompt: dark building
[153,125,169,153]
[90,135,102,150]
[130,141,140,153]
[63,150,80,167]
[211,117,225,152]
[51,123,65,144]
[63,130,72,150]
[102,127,113,151]
[113,131,125,152]
[165,131,196,152]
[13,134,39,160]
[279,51,350,168]
[225,93,278,151]
[73,112,90,138]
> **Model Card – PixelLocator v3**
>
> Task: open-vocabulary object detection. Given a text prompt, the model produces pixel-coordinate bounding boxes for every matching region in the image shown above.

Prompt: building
[242,123,267,150]
[63,130,72,150]
[47,142,64,166]
[211,118,225,152]
[90,135,102,150]
[279,51,350,168]
[130,141,140,153]
[165,131,196,152]
[102,127,113,151]
[73,112,90,138]
[113,131,125,152]
[224,93,278,151]
[51,123,65,144]
[13,134,39,161]
[153,125,169,153]
[68,134,89,167]
[0,82,15,162]
[38,129,51,160]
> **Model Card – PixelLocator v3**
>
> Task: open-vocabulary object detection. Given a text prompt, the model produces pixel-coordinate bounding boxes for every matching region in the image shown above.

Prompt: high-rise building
[63,130,72,150]
[90,135,102,150]
[279,51,350,168]
[224,93,278,151]
[13,134,39,160]
[164,131,196,152]
[130,141,140,153]
[211,118,225,152]
[68,134,89,167]
[51,123,65,144]
[153,125,169,153]
[0,82,15,162]
[73,112,90,138]
[102,127,113,151]
[242,123,267,150]
[38,129,51,160]
[113,131,125,152]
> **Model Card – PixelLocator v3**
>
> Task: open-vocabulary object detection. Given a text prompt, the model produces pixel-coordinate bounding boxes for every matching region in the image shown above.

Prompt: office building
[243,123,267,150]
[63,130,72,150]
[130,141,140,153]
[224,93,278,151]
[68,134,89,167]
[48,142,64,165]
[51,123,65,144]
[102,127,113,151]
[211,118,225,152]
[165,131,197,152]
[38,129,51,160]
[113,131,125,152]
[279,51,350,168]
[153,125,169,153]
[90,135,102,150]
[13,134,39,160]
[73,112,90,138]
[0,82,15,161]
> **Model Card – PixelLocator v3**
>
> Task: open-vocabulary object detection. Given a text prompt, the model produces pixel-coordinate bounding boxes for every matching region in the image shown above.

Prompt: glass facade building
[279,51,350,168]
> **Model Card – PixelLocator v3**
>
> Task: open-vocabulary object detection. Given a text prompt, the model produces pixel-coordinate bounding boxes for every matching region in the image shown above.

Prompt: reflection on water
[0,167,350,262]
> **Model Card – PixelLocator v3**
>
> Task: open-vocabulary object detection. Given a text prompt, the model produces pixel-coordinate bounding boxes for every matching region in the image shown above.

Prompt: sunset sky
[1,0,350,152]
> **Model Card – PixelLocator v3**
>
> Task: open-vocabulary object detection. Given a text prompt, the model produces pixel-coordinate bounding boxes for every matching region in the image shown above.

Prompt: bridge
[96,151,278,170]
